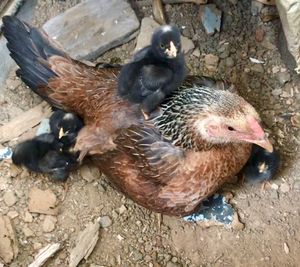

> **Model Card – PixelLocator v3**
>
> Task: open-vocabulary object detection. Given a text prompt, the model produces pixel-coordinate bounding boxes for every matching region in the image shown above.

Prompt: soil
[0,0,299,266]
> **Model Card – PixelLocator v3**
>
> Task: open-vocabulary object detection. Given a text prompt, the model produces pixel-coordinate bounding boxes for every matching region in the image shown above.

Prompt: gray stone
[99,216,112,228]
[251,0,263,16]
[43,0,140,60]
[80,164,100,183]
[42,215,57,233]
[225,57,235,67]
[3,191,17,207]
[181,36,195,54]
[199,4,222,35]
[204,54,219,72]
[272,88,282,96]
[276,72,291,86]
[251,64,264,73]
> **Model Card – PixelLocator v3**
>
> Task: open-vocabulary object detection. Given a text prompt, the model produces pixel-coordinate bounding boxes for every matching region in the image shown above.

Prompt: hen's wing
[115,124,185,184]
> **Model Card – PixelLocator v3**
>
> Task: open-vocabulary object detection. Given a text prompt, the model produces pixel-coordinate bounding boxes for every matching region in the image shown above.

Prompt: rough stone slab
[199,4,222,35]
[43,0,140,60]
[134,17,194,55]
[0,216,18,264]
[28,187,58,215]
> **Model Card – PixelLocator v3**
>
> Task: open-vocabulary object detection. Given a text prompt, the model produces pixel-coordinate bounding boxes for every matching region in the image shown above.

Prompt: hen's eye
[160,43,165,49]
[227,126,235,131]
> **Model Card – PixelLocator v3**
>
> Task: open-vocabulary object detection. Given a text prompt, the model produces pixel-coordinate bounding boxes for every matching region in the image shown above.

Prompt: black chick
[243,144,280,184]
[118,25,186,119]
[12,133,78,181]
[49,110,84,151]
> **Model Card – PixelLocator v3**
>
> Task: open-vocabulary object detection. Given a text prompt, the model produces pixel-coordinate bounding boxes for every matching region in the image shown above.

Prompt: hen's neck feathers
[152,85,250,151]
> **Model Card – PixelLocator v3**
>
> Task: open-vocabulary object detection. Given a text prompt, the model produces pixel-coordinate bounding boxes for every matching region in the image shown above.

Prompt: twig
[28,243,60,267]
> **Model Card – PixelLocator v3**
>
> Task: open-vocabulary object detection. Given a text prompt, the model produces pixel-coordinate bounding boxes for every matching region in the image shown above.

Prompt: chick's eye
[227,126,235,131]
[160,43,165,49]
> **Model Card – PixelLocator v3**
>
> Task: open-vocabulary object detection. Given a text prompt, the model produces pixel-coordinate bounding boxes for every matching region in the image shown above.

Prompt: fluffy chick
[118,25,186,118]
[49,110,83,150]
[243,144,280,184]
[12,133,78,181]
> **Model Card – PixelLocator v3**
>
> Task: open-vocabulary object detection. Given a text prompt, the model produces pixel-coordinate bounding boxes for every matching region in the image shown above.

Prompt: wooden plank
[0,102,51,143]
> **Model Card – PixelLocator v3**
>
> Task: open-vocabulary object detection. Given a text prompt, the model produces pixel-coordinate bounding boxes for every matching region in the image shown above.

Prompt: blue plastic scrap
[0,147,13,160]
[183,194,234,225]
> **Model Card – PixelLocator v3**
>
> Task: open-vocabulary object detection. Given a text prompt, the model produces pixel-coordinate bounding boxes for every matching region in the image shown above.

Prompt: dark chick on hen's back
[118,24,186,119]
[50,110,84,151]
[12,133,78,181]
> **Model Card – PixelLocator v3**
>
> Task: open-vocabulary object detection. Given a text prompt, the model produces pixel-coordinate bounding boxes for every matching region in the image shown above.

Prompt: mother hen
[2,16,273,216]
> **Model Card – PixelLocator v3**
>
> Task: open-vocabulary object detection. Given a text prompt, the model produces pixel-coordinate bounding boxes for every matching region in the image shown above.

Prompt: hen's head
[156,85,273,152]
[151,25,181,60]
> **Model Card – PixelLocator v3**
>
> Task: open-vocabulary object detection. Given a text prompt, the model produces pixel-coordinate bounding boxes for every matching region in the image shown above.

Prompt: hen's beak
[59,128,65,139]
[166,41,177,58]
[251,137,273,153]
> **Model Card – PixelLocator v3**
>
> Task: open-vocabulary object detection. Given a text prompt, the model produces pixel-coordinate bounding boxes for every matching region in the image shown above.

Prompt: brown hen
[2,16,273,216]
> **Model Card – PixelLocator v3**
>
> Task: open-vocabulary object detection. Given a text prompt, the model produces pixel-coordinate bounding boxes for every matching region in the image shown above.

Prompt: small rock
[272,66,280,74]
[255,28,265,42]
[131,249,143,261]
[43,215,57,233]
[280,183,290,193]
[171,256,178,263]
[9,165,22,178]
[33,242,42,250]
[291,113,300,128]
[3,191,17,207]
[23,226,34,237]
[283,242,290,254]
[276,72,290,86]
[251,64,264,73]
[0,216,18,263]
[181,36,195,54]
[80,164,100,183]
[192,48,200,57]
[28,187,58,215]
[7,211,19,219]
[99,216,112,228]
[271,183,279,190]
[134,17,159,53]
[204,54,219,72]
[225,57,235,67]
[232,213,245,230]
[251,0,263,16]
[118,205,127,214]
[166,262,180,267]
[6,78,21,90]
[23,210,33,223]
[199,4,222,35]
[272,88,282,96]
[270,190,279,199]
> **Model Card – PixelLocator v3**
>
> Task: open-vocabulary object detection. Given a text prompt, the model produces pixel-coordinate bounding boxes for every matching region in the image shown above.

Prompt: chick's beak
[166,41,177,58]
[59,127,65,139]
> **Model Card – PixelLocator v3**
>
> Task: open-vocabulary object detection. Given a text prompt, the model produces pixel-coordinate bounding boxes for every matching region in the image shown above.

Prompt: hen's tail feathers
[2,16,67,96]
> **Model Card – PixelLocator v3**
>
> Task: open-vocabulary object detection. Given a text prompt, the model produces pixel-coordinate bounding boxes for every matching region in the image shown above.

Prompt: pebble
[199,4,222,35]
[225,57,235,67]
[80,164,100,183]
[99,216,112,228]
[181,36,195,54]
[3,191,17,207]
[192,48,200,58]
[118,205,127,214]
[272,66,280,74]
[23,210,33,223]
[272,88,282,96]
[131,249,143,261]
[280,183,290,193]
[42,215,57,232]
[291,113,300,128]
[251,64,264,73]
[283,242,290,254]
[277,72,291,86]
[251,0,263,16]
[166,261,180,267]
[255,28,265,42]
[7,211,19,219]
[28,187,58,215]
[33,242,42,250]
[23,225,34,237]
[204,54,219,72]
[9,165,22,178]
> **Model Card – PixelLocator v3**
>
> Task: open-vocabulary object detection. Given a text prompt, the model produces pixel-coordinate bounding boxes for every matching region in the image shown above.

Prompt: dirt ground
[0,0,300,266]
